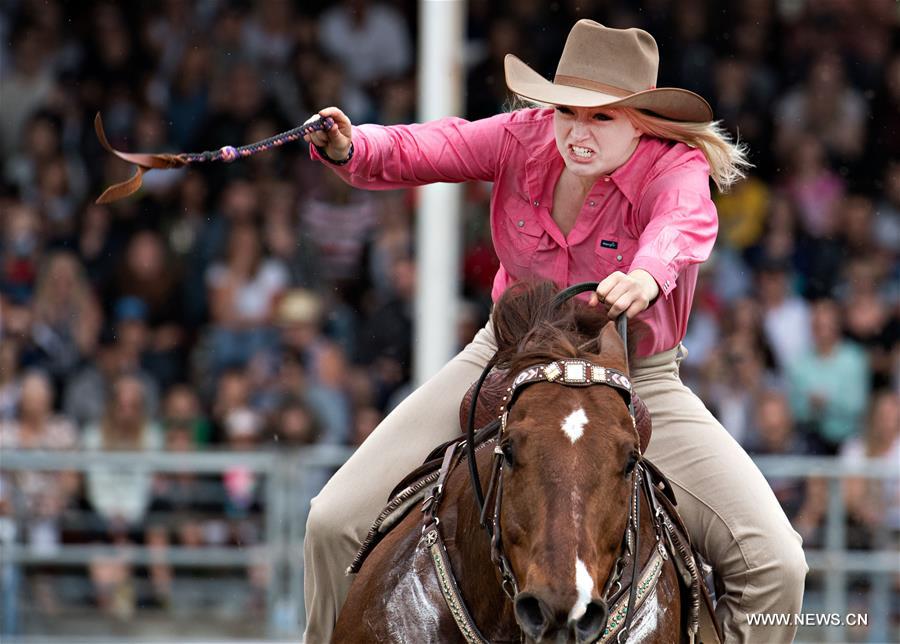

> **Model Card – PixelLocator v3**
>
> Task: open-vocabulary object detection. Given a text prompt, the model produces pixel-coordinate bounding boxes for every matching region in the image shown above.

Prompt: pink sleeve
[629,154,717,299]
[309,112,513,189]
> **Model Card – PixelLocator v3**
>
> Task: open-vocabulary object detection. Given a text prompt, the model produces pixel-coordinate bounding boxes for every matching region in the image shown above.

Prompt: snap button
[616,254,623,261]
[603,177,610,182]
[532,200,540,207]
[589,201,596,207]
[517,220,525,227]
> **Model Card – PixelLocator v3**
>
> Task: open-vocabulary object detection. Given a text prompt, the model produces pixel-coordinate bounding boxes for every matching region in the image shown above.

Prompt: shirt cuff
[309,142,339,164]
[629,256,677,299]
[307,126,364,174]
[314,142,354,165]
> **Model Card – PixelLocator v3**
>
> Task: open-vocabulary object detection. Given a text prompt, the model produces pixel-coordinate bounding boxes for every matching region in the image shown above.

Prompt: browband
[509,359,632,392]
[499,359,634,433]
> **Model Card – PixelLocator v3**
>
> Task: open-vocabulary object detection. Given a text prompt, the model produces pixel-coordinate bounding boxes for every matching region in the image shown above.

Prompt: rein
[92,113,335,203]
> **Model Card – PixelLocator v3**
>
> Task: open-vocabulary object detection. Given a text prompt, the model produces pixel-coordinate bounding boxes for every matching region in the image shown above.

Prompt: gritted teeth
[571,145,594,158]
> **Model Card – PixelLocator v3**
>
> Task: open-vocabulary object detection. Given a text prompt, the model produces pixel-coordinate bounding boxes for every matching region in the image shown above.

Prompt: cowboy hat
[504,20,713,123]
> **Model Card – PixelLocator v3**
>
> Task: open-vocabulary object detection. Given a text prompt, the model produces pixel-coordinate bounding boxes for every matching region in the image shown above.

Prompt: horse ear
[599,320,626,361]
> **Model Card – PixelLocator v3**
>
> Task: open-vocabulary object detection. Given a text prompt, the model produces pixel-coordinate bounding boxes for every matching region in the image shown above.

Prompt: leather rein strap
[552,282,636,419]
[93,113,335,203]
[421,441,492,644]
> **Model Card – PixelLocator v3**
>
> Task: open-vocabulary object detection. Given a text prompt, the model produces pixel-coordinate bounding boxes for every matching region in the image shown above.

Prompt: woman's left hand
[589,269,660,318]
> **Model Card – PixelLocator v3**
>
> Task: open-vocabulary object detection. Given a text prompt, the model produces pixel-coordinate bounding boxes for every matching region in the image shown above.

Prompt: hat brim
[504,54,713,123]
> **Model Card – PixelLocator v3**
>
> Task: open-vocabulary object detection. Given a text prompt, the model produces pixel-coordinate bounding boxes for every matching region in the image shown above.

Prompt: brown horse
[333,282,697,643]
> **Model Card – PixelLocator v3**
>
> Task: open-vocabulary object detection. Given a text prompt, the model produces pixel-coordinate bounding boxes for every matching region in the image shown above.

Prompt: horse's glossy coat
[333,283,684,643]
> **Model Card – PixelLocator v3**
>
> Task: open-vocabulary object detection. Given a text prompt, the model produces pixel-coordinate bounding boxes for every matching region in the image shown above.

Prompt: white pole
[414,0,466,386]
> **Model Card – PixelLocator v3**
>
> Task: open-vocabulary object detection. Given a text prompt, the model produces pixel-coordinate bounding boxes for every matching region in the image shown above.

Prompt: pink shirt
[311,108,718,357]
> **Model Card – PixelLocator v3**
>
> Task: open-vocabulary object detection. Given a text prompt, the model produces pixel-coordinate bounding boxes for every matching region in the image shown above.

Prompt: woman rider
[301,20,807,643]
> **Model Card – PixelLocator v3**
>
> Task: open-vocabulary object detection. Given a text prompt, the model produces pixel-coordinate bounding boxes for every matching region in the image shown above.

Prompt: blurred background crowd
[1,0,898,636]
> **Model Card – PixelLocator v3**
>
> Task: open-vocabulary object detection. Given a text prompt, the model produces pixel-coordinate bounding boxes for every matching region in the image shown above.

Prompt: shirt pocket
[594,233,638,278]
[496,193,545,276]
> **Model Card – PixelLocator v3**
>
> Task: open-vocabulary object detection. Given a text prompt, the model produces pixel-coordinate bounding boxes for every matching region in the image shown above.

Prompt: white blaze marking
[570,557,594,622]
[561,408,588,444]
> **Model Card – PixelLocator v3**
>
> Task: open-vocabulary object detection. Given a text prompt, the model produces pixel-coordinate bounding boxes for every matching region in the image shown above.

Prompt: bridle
[464,282,649,642]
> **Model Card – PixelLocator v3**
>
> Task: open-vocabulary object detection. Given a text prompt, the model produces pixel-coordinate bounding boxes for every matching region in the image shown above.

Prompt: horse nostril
[573,599,608,643]
[514,592,552,639]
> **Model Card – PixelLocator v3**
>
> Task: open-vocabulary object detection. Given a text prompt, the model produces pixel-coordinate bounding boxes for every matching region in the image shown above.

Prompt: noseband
[460,283,649,641]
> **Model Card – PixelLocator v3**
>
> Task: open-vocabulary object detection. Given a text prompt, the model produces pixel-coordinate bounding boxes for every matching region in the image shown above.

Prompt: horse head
[490,282,643,643]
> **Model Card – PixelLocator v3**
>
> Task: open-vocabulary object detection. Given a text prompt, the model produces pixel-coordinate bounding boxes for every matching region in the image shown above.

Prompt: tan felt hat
[505,20,713,123]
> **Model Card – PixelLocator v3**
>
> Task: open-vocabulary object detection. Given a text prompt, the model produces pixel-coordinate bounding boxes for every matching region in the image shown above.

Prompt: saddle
[458,369,654,454]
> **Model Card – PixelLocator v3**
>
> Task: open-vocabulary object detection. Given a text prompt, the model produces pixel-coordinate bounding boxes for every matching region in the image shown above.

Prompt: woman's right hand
[303,107,353,162]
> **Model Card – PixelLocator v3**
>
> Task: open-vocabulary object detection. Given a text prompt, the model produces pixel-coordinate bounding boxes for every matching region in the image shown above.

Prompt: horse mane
[491,281,647,374]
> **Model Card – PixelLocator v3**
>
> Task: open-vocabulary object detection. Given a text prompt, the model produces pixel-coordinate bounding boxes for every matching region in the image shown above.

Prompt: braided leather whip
[93,113,335,204]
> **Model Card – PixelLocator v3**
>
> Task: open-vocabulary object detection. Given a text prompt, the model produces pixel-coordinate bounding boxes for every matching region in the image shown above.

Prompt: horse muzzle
[514,591,609,643]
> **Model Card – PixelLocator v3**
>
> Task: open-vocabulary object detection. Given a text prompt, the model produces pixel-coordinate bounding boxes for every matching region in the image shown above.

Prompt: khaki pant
[303,320,807,643]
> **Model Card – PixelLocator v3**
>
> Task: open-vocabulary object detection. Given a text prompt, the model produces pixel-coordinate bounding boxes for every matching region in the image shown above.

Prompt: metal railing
[1,446,353,640]
[1,450,897,642]
[754,457,899,644]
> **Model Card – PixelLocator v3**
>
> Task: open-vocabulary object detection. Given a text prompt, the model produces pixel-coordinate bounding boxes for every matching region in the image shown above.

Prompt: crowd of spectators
[0,0,897,632]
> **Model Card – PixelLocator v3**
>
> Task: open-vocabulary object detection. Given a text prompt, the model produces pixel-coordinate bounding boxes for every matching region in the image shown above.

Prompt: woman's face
[553,106,641,180]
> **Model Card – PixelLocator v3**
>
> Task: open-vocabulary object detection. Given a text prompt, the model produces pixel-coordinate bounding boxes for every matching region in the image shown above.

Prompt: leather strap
[421,441,461,526]
[553,75,635,98]
[94,114,189,204]
[620,468,642,642]
[467,354,499,528]
[549,281,599,307]
[423,526,491,644]
[599,548,665,643]
[507,359,632,393]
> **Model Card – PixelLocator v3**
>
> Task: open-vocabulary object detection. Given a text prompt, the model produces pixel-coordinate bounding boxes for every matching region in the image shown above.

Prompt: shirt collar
[609,137,659,207]
[505,111,563,203]
[504,109,558,165]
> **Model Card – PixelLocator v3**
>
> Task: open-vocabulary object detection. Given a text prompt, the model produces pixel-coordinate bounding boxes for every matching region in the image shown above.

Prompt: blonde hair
[620,108,751,192]
[505,96,752,192]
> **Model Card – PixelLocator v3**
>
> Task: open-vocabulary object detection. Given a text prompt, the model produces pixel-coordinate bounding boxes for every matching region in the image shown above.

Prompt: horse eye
[501,443,515,467]
[624,452,639,476]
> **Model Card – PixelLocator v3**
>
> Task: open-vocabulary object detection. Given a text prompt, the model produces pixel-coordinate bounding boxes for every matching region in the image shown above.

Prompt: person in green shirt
[788,298,870,453]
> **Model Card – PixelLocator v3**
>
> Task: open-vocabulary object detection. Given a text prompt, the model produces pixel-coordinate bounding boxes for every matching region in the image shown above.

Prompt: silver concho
[564,361,586,382]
